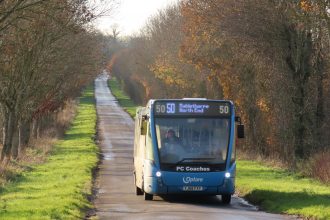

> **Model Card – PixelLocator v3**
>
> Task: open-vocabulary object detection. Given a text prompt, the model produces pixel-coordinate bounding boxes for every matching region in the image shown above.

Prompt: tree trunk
[19,121,31,157]
[293,84,306,158]
[314,50,325,151]
[1,111,17,161]
[11,125,19,160]
[31,119,40,140]
[286,26,312,160]
[1,114,9,162]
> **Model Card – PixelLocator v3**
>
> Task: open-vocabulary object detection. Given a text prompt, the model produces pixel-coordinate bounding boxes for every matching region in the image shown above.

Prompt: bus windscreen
[155,117,230,171]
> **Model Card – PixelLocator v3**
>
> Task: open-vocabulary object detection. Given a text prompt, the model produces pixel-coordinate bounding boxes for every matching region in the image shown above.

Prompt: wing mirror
[235,116,245,139]
[140,115,149,135]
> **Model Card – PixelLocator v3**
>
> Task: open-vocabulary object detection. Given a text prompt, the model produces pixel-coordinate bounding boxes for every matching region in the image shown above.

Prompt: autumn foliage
[108,1,330,182]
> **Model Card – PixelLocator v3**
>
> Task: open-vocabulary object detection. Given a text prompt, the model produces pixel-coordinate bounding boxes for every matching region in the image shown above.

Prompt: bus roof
[147,99,233,106]
[146,99,234,110]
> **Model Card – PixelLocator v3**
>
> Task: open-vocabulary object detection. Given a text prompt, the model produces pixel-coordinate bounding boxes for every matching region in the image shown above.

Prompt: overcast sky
[94,0,179,36]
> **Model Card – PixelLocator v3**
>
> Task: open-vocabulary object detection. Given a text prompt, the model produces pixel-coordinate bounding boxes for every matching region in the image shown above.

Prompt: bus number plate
[182,186,204,191]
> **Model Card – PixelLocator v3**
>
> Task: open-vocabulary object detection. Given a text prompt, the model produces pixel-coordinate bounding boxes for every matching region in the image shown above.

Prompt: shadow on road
[156,195,233,207]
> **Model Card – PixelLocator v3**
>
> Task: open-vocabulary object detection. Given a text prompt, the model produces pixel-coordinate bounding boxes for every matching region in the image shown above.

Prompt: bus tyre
[222,194,231,204]
[144,192,153,201]
[136,186,143,195]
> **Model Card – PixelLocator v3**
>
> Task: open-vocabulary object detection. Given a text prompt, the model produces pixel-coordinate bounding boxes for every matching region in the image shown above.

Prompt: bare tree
[0,0,106,162]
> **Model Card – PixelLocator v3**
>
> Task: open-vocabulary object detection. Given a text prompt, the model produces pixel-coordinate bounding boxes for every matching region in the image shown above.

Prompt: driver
[163,129,181,144]
[161,129,184,162]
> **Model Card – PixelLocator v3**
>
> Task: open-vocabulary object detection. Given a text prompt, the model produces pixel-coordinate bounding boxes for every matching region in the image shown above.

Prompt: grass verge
[107,78,330,220]
[236,160,330,220]
[108,77,137,118]
[0,86,98,220]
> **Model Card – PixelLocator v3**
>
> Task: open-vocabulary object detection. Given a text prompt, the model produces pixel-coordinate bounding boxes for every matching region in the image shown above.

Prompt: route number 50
[219,105,229,114]
[156,104,166,113]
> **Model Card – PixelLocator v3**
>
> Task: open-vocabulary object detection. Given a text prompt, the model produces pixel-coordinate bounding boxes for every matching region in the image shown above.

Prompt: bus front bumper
[144,176,235,195]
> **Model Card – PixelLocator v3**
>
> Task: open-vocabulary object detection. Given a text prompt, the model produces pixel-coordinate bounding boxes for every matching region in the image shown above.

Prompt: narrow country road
[93,73,295,220]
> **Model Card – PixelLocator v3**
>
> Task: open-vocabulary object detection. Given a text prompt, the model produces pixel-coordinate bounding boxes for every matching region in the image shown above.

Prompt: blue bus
[133,99,244,204]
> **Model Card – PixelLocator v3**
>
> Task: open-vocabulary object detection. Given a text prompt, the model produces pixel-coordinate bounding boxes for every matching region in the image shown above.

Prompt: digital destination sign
[153,100,231,117]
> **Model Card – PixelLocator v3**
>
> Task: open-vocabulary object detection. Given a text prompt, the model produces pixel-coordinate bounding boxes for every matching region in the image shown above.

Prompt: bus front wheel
[144,192,153,200]
[136,186,143,195]
[222,194,231,204]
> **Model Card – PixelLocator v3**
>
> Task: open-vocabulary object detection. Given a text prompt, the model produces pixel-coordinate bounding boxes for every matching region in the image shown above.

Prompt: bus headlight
[156,171,162,177]
[225,172,231,178]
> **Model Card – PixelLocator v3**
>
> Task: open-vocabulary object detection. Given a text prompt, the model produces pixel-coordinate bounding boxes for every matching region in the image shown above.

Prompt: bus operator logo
[183,177,204,184]
[176,166,210,172]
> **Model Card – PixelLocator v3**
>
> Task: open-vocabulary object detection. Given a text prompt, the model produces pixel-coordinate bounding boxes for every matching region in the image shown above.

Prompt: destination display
[153,100,231,117]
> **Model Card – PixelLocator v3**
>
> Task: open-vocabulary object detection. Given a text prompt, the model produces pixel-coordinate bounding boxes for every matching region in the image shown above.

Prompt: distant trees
[108,0,330,172]
[108,5,208,103]
[0,0,106,162]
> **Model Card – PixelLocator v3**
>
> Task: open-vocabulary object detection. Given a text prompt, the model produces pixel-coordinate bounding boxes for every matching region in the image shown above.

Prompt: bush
[311,151,330,184]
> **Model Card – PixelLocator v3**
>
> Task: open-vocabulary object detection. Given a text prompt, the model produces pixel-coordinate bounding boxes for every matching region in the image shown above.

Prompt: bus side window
[134,116,139,157]
[145,122,154,160]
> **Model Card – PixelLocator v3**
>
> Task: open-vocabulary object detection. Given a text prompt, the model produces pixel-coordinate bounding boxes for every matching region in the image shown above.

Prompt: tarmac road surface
[93,73,295,220]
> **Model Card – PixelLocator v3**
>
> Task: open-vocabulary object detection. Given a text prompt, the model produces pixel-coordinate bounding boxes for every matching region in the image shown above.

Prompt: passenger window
[146,123,154,160]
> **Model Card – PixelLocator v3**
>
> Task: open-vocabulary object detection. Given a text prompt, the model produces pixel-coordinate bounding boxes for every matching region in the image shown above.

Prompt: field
[236,160,330,220]
[108,77,137,118]
[0,86,98,219]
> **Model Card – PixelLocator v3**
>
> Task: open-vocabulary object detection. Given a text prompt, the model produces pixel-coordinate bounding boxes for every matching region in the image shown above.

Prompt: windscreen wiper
[173,157,216,166]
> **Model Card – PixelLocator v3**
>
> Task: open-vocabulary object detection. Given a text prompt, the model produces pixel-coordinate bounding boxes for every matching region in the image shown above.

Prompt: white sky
[95,0,179,36]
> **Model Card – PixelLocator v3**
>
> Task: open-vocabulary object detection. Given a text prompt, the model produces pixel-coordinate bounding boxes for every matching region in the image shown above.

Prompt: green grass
[0,86,98,219]
[108,77,137,118]
[236,160,330,220]
[107,78,330,219]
